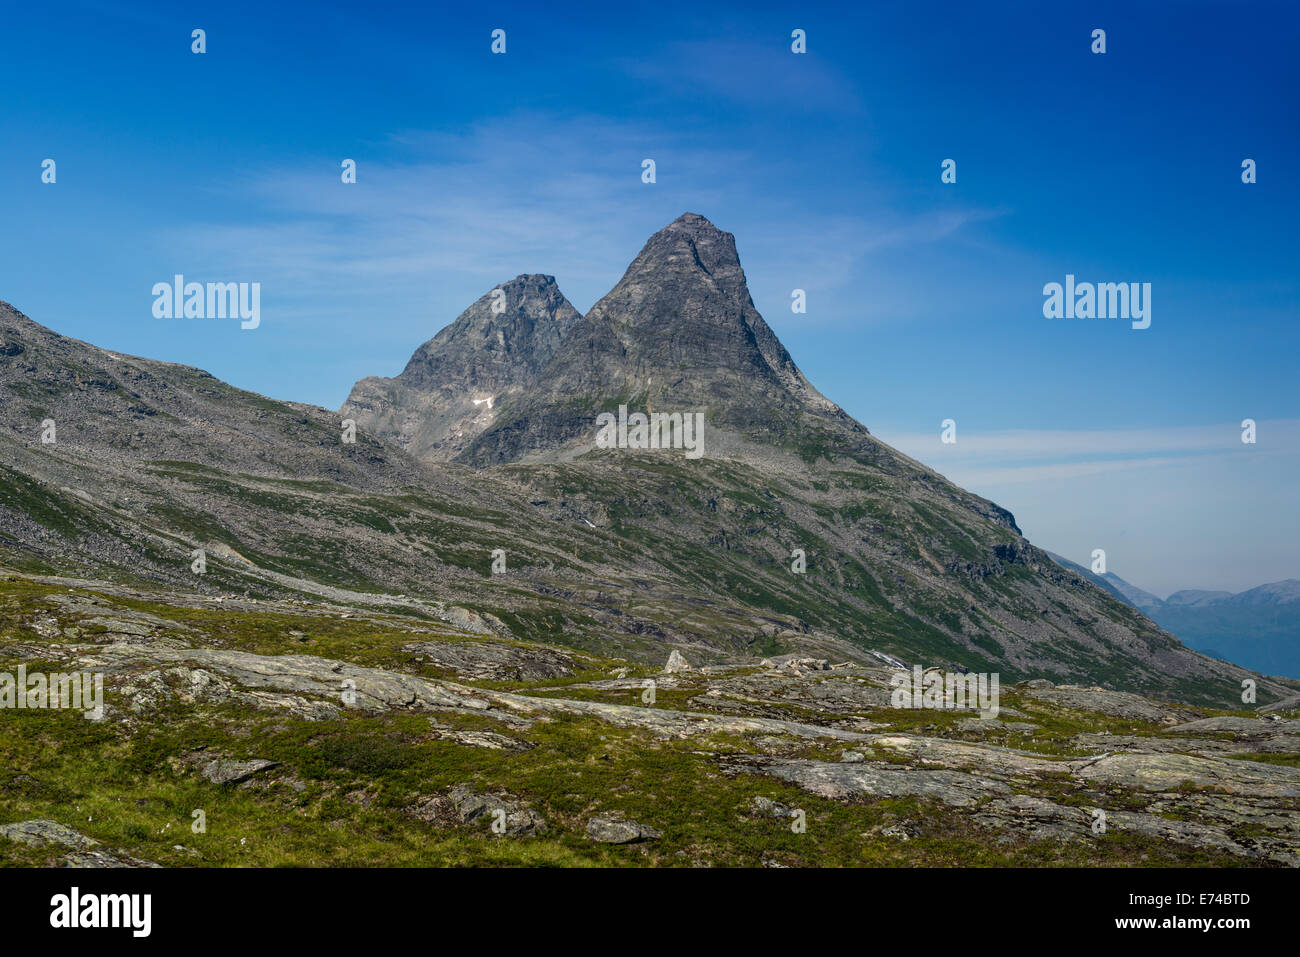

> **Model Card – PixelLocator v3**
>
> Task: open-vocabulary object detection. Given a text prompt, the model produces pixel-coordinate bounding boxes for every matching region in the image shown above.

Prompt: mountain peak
[397,274,579,389]
[629,212,742,285]
[458,213,854,464]
[341,275,581,461]
[664,211,726,235]
[505,273,558,287]
[344,213,857,467]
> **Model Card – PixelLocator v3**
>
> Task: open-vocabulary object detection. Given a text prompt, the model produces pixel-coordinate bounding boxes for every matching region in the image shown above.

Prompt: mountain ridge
[1,214,1295,709]
[457,212,864,466]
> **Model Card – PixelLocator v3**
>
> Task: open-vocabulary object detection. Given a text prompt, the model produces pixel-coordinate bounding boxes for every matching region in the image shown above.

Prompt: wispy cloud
[160,112,1005,330]
[616,39,866,114]
[882,420,1300,475]
[166,114,730,299]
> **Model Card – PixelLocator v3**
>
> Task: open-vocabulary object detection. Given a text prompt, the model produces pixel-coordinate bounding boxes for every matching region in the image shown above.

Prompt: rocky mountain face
[0,301,418,490]
[1,216,1296,712]
[342,275,581,461]
[456,213,860,465]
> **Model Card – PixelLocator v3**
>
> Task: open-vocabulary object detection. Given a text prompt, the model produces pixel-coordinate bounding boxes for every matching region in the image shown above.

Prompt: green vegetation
[1,577,1290,868]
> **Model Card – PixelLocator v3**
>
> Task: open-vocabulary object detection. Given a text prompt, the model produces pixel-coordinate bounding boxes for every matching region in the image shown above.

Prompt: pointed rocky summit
[342,274,581,461]
[459,212,860,465]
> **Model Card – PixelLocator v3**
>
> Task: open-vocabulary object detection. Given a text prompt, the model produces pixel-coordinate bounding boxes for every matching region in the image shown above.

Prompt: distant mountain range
[1046,553,1300,678]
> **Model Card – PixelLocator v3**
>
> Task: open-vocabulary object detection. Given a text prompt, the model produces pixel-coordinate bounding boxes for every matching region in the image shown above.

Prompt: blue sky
[2,0,1297,594]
